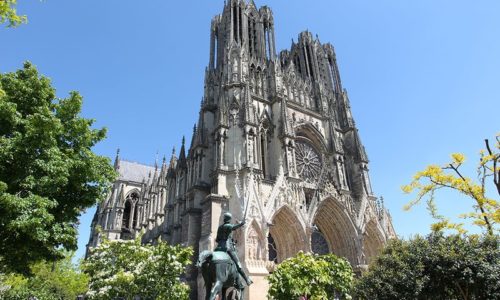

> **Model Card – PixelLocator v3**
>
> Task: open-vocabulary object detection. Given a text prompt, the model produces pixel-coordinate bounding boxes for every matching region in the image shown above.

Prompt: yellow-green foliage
[402,134,500,235]
[0,0,26,27]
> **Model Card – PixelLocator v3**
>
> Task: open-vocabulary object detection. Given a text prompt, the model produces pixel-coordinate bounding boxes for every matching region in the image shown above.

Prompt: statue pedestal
[246,273,269,300]
[245,262,271,300]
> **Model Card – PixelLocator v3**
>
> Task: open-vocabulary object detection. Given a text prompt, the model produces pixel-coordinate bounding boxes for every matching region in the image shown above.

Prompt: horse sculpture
[197,250,246,300]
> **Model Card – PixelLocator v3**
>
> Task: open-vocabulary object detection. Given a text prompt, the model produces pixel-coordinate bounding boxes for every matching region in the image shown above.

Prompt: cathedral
[87,1,396,299]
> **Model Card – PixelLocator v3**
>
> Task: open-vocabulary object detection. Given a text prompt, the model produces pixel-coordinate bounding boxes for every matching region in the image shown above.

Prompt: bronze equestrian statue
[197,212,253,300]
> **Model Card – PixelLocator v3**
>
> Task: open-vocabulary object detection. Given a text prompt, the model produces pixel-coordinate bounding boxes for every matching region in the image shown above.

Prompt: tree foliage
[0,62,116,274]
[0,0,26,27]
[83,236,193,300]
[402,134,500,235]
[354,233,500,300]
[484,135,500,198]
[0,253,89,300]
[267,251,353,300]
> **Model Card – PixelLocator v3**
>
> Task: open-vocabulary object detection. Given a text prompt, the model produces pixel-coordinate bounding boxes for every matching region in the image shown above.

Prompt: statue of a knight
[215,212,253,286]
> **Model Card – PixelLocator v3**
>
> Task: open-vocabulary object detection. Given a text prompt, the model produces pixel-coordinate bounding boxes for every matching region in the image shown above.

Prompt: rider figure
[215,212,253,286]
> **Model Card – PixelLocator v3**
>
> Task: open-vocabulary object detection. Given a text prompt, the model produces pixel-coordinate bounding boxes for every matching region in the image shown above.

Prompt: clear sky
[1,0,499,262]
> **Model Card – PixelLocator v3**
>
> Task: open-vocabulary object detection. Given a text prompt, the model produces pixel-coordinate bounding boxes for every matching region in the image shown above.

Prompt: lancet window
[122,192,139,229]
[122,201,131,229]
[233,4,242,44]
[258,124,271,179]
[248,17,257,57]
[305,44,315,80]
[264,21,273,60]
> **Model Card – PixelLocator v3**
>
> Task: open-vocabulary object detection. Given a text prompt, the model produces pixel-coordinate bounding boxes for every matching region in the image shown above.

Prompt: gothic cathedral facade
[87,1,396,299]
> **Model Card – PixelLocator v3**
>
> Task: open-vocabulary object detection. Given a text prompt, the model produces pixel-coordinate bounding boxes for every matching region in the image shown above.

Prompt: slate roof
[117,160,155,183]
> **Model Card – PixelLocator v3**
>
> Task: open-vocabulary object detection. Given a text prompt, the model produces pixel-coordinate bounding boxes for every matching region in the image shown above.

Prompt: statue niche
[246,223,263,261]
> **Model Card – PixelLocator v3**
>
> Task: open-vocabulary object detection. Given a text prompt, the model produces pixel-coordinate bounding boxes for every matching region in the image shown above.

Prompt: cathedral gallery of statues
[87,1,396,299]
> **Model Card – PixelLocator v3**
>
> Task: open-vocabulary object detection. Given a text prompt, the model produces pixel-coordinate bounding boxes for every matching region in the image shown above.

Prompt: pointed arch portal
[363,219,386,264]
[268,206,306,263]
[313,197,358,264]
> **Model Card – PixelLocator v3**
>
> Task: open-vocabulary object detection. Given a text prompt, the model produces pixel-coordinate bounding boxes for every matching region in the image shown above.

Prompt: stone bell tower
[88,1,396,299]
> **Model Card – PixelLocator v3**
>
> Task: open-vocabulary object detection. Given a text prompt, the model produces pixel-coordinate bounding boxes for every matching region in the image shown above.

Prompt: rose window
[295,141,322,183]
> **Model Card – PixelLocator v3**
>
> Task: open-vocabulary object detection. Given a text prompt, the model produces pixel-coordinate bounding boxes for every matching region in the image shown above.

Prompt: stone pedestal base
[245,272,269,300]
[197,267,270,300]
[243,263,270,300]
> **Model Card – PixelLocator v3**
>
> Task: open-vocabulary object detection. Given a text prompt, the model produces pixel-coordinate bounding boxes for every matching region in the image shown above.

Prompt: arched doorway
[363,219,386,264]
[313,197,358,264]
[268,206,306,263]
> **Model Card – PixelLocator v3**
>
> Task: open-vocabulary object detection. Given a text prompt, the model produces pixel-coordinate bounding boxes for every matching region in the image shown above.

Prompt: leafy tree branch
[0,0,27,27]
[402,134,500,235]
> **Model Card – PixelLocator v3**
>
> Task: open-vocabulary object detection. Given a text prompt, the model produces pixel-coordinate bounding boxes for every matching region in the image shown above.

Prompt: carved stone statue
[247,138,254,163]
[246,226,260,260]
[256,74,262,95]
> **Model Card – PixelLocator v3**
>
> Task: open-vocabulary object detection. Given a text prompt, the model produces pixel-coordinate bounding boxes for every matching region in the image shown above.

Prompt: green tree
[354,233,500,300]
[0,62,116,274]
[0,0,26,27]
[83,236,193,300]
[267,251,353,300]
[402,134,500,235]
[0,253,89,300]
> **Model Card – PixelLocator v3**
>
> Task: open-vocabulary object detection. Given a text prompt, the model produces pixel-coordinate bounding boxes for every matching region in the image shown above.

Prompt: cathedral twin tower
[87,1,395,299]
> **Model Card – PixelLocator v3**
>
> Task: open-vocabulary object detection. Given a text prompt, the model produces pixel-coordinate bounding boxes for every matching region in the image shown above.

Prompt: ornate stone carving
[247,226,262,260]
[247,136,254,163]
[324,181,339,199]
[249,205,259,219]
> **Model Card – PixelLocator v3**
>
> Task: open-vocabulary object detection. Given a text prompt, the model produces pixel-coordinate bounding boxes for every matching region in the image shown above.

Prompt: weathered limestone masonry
[87,1,396,299]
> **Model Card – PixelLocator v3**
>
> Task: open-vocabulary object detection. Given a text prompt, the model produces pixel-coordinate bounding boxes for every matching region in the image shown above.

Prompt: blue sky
[1,0,499,262]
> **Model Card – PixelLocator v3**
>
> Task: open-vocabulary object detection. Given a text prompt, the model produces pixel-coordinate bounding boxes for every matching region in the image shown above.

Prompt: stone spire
[167,147,177,178]
[114,148,121,170]
[178,136,187,170]
[190,124,198,151]
[151,153,159,193]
